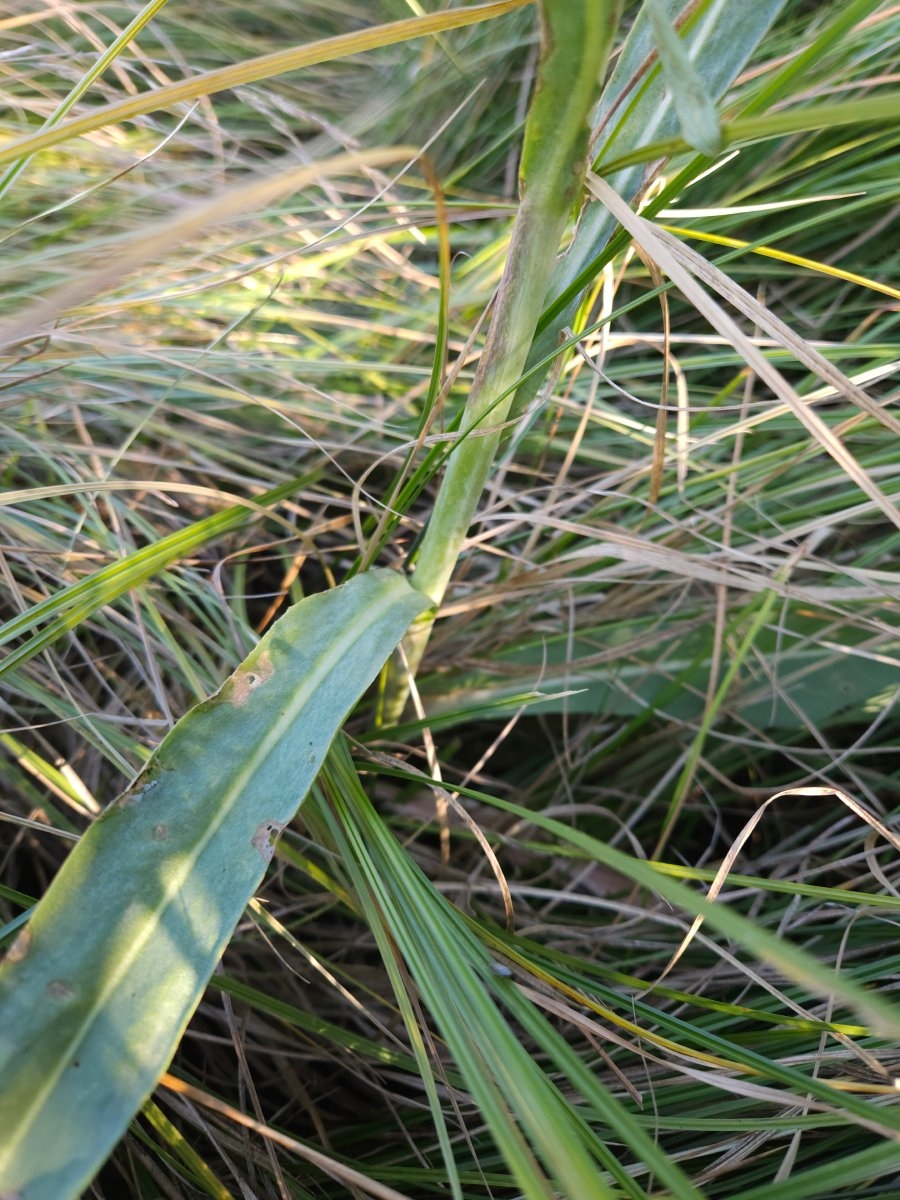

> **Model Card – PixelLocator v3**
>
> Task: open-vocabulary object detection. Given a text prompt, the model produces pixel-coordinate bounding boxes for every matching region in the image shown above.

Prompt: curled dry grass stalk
[1,0,900,1197]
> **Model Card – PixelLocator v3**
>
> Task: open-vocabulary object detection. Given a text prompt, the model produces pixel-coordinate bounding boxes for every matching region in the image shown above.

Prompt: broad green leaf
[0,569,430,1200]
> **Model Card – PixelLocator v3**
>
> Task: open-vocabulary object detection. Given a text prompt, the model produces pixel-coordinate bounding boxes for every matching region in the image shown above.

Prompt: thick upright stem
[384,0,622,719]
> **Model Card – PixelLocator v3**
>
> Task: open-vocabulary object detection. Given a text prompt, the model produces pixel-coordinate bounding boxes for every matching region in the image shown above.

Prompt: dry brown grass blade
[652,785,900,987]
[586,172,900,533]
[526,516,896,605]
[628,247,672,504]
[160,1074,416,1200]
[665,1062,898,1138]
[652,224,900,437]
[0,479,287,518]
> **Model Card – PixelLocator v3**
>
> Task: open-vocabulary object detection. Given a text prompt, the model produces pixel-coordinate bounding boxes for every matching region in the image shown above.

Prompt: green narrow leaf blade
[0,568,430,1200]
[512,0,786,414]
[643,0,722,156]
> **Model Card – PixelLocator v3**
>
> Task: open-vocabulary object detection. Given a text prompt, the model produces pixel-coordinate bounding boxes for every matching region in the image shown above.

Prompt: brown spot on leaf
[46,979,76,1001]
[4,925,31,964]
[117,776,160,808]
[229,649,273,705]
[251,820,285,863]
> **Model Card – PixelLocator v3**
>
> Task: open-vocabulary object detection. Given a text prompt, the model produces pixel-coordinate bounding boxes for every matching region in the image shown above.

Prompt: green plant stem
[386,0,621,718]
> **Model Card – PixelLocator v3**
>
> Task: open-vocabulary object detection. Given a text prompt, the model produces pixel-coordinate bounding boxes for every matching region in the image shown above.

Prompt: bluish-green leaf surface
[643,0,722,156]
[0,568,430,1200]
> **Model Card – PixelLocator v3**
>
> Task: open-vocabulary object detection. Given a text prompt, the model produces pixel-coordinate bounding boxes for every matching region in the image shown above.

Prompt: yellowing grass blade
[0,1,529,170]
[0,569,430,1200]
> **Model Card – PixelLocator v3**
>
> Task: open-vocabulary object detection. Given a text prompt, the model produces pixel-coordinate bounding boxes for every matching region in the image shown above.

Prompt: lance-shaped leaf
[0,568,431,1200]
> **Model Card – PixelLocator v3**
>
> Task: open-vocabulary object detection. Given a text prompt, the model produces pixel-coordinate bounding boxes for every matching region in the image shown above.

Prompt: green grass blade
[316,738,704,1199]
[602,92,900,171]
[411,0,621,604]
[730,1139,900,1200]
[514,0,786,412]
[0,473,317,676]
[455,786,900,1041]
[643,0,721,156]
[0,1,529,170]
[0,569,430,1200]
[0,0,172,201]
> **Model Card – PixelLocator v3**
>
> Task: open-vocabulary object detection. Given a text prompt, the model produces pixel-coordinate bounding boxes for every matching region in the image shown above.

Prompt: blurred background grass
[2,1,900,1196]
